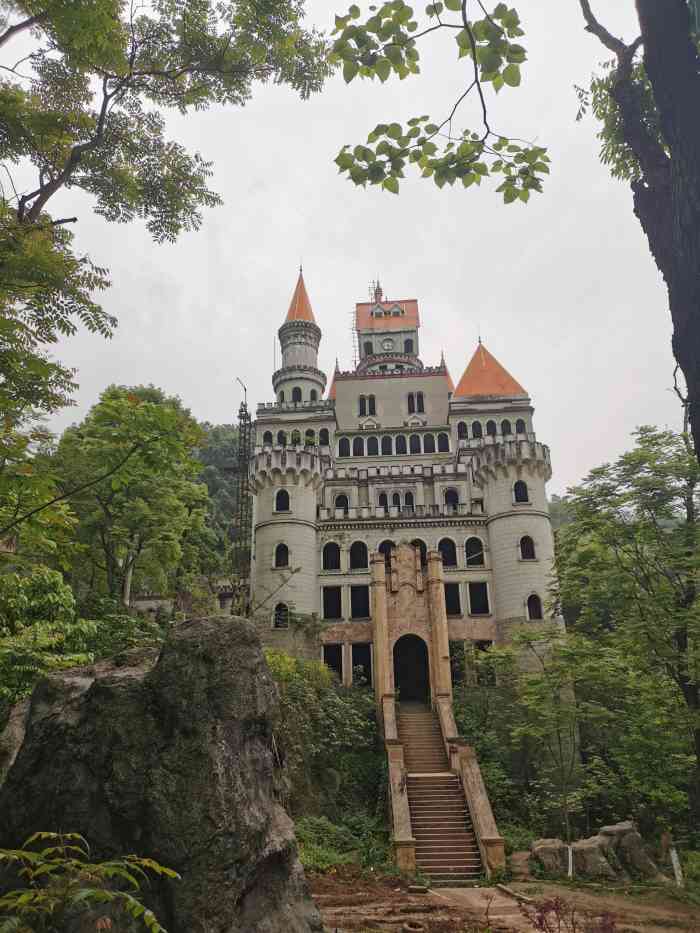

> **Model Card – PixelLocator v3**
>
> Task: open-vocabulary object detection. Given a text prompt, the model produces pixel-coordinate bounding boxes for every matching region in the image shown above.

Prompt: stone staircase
[398,704,482,884]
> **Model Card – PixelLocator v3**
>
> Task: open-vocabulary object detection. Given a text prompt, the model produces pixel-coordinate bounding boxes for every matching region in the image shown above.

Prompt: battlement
[256,399,335,414]
[318,501,483,522]
[321,460,469,482]
[250,446,327,487]
[469,437,552,484]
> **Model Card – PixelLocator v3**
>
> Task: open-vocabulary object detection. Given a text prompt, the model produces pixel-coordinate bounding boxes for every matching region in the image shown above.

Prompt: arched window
[275,489,290,512]
[381,436,392,455]
[353,436,364,457]
[291,430,301,446]
[411,538,428,567]
[275,543,289,568]
[378,492,388,509]
[263,431,273,445]
[305,429,315,445]
[407,393,415,414]
[527,594,543,620]
[323,543,341,571]
[338,437,350,457]
[514,480,529,503]
[279,391,285,403]
[335,494,349,515]
[404,338,414,353]
[472,421,483,439]
[465,537,485,566]
[501,419,512,436]
[310,389,318,402]
[404,491,414,512]
[359,396,367,416]
[277,430,287,446]
[391,492,401,508]
[516,418,527,434]
[416,392,425,413]
[444,488,459,513]
[395,435,407,454]
[437,432,450,452]
[438,537,457,567]
[319,428,330,446]
[367,436,379,456]
[423,434,435,453]
[350,541,369,570]
[378,540,395,567]
[520,535,536,560]
[457,421,468,439]
[486,420,497,436]
[409,434,421,454]
[274,603,289,628]
[292,387,302,403]
[364,341,373,357]
[368,395,376,416]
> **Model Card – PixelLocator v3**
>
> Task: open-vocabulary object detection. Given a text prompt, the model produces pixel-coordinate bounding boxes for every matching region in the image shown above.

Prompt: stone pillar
[371,552,391,706]
[426,550,453,701]
[342,641,353,687]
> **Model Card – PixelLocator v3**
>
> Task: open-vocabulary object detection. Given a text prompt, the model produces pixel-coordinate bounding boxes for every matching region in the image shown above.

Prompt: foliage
[295,813,390,872]
[0,831,177,933]
[331,1,550,200]
[520,896,616,933]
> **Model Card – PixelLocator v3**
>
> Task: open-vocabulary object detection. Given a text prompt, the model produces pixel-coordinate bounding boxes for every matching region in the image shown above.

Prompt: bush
[500,822,537,855]
[295,815,391,873]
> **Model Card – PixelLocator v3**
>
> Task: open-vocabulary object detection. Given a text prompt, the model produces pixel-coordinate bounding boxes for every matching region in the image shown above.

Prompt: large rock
[531,838,568,875]
[0,616,322,933]
[600,821,661,880]
[571,836,617,879]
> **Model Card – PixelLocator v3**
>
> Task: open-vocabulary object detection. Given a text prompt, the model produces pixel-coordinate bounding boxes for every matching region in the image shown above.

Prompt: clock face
[382,337,394,351]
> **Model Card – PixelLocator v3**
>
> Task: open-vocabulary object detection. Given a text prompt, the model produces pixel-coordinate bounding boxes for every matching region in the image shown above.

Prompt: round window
[382,337,394,351]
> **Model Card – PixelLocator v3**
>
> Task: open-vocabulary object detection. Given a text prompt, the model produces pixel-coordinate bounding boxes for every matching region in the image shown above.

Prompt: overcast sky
[43,1,680,496]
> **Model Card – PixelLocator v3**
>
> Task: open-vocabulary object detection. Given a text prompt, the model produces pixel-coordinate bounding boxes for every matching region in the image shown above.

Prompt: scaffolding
[231,397,253,613]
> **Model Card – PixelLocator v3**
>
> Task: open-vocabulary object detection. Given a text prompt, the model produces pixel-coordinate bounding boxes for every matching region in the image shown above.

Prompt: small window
[404,338,414,353]
[368,395,376,416]
[367,436,379,456]
[514,480,529,503]
[291,430,301,446]
[335,494,349,514]
[465,537,484,566]
[279,391,285,403]
[364,341,373,357]
[411,539,428,567]
[416,392,424,413]
[423,434,435,453]
[338,437,350,457]
[319,428,330,446]
[501,419,512,436]
[351,585,370,619]
[381,436,392,455]
[274,543,289,568]
[359,396,367,416]
[274,603,289,629]
[486,420,497,436]
[471,421,483,439]
[323,586,342,620]
[457,421,468,439]
[437,432,450,452]
[516,418,527,434]
[305,428,315,445]
[408,393,415,414]
[263,431,273,445]
[353,436,364,457]
[527,594,543,620]
[275,489,290,512]
[323,643,343,678]
[378,492,388,509]
[350,541,369,569]
[292,387,302,403]
[277,430,287,446]
[391,492,401,508]
[404,491,414,511]
[310,389,318,402]
[352,643,372,685]
[520,536,536,560]
[409,434,421,454]
[395,435,407,455]
[445,583,462,616]
[444,489,459,511]
[469,582,490,615]
[323,542,341,570]
[378,540,395,567]
[438,538,457,567]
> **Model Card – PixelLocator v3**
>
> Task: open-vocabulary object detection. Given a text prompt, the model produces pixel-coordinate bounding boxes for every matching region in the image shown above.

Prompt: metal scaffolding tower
[231,396,253,610]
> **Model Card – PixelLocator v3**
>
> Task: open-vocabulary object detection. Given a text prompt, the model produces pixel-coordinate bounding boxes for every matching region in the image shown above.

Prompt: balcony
[318,502,479,522]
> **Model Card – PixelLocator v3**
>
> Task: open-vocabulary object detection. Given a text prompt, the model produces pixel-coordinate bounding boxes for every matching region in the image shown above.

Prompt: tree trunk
[121,560,134,609]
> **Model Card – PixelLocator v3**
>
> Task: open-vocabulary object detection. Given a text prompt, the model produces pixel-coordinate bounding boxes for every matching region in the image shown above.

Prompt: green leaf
[383,176,399,193]
[343,60,359,83]
[349,4,361,17]
[503,63,521,87]
[375,57,391,81]
[387,122,403,139]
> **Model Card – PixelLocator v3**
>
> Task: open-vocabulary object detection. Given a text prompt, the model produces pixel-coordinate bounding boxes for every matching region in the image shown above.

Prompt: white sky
[39,1,681,495]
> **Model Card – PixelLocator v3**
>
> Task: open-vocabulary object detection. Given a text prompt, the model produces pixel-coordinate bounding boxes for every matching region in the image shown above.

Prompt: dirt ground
[308,868,700,933]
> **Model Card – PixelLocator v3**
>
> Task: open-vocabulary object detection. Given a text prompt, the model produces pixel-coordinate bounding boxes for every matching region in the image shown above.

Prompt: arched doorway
[393,634,430,703]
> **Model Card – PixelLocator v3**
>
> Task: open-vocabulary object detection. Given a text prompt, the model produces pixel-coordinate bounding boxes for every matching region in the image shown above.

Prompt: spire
[454,342,527,398]
[327,367,337,400]
[285,268,316,323]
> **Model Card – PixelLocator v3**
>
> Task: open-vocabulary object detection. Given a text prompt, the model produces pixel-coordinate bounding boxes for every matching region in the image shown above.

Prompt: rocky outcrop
[531,838,569,876]
[0,616,322,933]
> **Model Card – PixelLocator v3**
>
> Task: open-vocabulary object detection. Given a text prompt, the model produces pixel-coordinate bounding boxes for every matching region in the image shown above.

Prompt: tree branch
[0,12,46,49]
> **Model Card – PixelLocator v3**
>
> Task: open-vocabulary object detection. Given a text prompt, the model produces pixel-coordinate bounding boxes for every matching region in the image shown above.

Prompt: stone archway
[393,634,430,703]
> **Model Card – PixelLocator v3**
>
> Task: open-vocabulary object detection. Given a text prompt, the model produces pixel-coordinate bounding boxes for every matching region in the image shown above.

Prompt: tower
[273,270,326,404]
[355,282,422,374]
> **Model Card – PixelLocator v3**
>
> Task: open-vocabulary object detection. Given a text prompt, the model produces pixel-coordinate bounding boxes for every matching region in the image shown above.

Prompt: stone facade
[249,274,559,689]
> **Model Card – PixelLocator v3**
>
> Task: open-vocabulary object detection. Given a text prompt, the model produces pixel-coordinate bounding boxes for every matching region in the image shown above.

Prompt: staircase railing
[434,696,506,878]
[382,694,416,872]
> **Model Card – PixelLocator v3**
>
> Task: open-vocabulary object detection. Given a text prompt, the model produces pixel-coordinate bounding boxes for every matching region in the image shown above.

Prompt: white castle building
[248,271,555,697]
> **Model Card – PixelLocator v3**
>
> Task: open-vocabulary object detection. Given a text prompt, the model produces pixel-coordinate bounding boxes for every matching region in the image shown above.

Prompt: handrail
[382,695,416,872]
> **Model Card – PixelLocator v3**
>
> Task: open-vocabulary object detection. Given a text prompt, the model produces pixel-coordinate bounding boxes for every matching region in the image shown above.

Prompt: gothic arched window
[423,434,435,453]
[437,432,450,452]
[319,428,330,446]
[407,393,415,414]
[486,420,497,436]
[291,430,301,446]
[353,436,364,457]
[404,338,414,353]
[404,491,414,512]
[350,541,369,570]
[395,435,407,454]
[457,421,468,439]
[359,396,367,416]
[323,542,341,570]
[274,603,289,628]
[381,436,392,455]
[416,392,425,413]
[378,492,388,509]
[516,418,527,434]
[277,430,287,446]
[444,488,459,512]
[514,480,529,503]
[367,436,379,456]
[465,537,485,566]
[438,537,457,567]
[275,543,289,568]
[338,437,350,457]
[275,489,290,512]
[411,538,428,567]
[378,539,395,567]
[305,429,315,445]
[292,387,302,403]
[364,341,373,357]
[263,431,273,445]
[335,494,349,514]
[310,389,318,402]
[501,419,512,436]
[527,594,543,620]
[520,536,536,560]
[392,492,401,508]
[472,421,483,439]
[409,434,421,454]
[368,395,376,416]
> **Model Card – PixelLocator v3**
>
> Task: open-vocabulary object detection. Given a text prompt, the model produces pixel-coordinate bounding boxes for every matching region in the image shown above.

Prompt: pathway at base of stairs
[431,885,534,931]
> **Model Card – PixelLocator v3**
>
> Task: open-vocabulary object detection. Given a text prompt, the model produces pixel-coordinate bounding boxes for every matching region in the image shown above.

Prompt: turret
[273,270,326,404]
[355,283,423,374]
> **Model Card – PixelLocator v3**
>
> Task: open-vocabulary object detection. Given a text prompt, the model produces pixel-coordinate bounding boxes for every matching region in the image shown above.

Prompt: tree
[53,385,208,608]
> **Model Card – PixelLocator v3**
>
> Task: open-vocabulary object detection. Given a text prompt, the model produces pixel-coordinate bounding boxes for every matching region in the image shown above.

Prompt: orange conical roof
[327,360,338,400]
[454,342,527,398]
[285,269,316,323]
[441,351,455,393]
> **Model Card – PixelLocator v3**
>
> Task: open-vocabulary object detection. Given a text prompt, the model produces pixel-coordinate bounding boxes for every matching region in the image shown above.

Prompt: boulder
[0,616,322,933]
[531,838,568,875]
[571,836,617,879]
[600,821,661,880]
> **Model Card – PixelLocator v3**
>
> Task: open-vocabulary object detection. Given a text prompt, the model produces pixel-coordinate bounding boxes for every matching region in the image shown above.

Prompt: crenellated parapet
[469,437,552,488]
[250,446,325,492]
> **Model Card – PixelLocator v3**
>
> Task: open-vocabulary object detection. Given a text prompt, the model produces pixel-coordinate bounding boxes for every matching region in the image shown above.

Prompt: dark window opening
[351,585,370,619]
[350,541,368,570]
[378,493,388,509]
[323,542,341,570]
[335,495,349,514]
[416,392,425,413]
[364,341,373,357]
[359,396,367,416]
[408,393,415,414]
[277,430,287,446]
[291,430,301,446]
[411,539,428,567]
[367,436,379,456]
[396,435,407,454]
[368,395,376,416]
[457,421,468,439]
[263,431,273,445]
[352,643,372,686]
[409,434,421,454]
[338,437,350,457]
[391,492,401,508]
[527,594,543,620]
[514,480,529,503]
[404,338,414,353]
[310,389,318,402]
[353,436,364,457]
[423,434,435,453]
[520,536,536,560]
[444,489,459,511]
[486,420,497,436]
[279,391,285,403]
[305,429,315,445]
[437,432,450,452]
[472,421,483,439]
[323,643,343,679]
[319,428,330,446]
[274,603,289,629]
[501,419,512,436]
[404,491,414,511]
[292,387,302,403]
[469,582,490,615]
[444,583,462,616]
[275,543,289,568]
[516,418,527,434]
[378,540,395,568]
[323,586,342,620]
[438,538,457,567]
[465,537,485,566]
[381,436,392,455]
[275,489,289,512]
